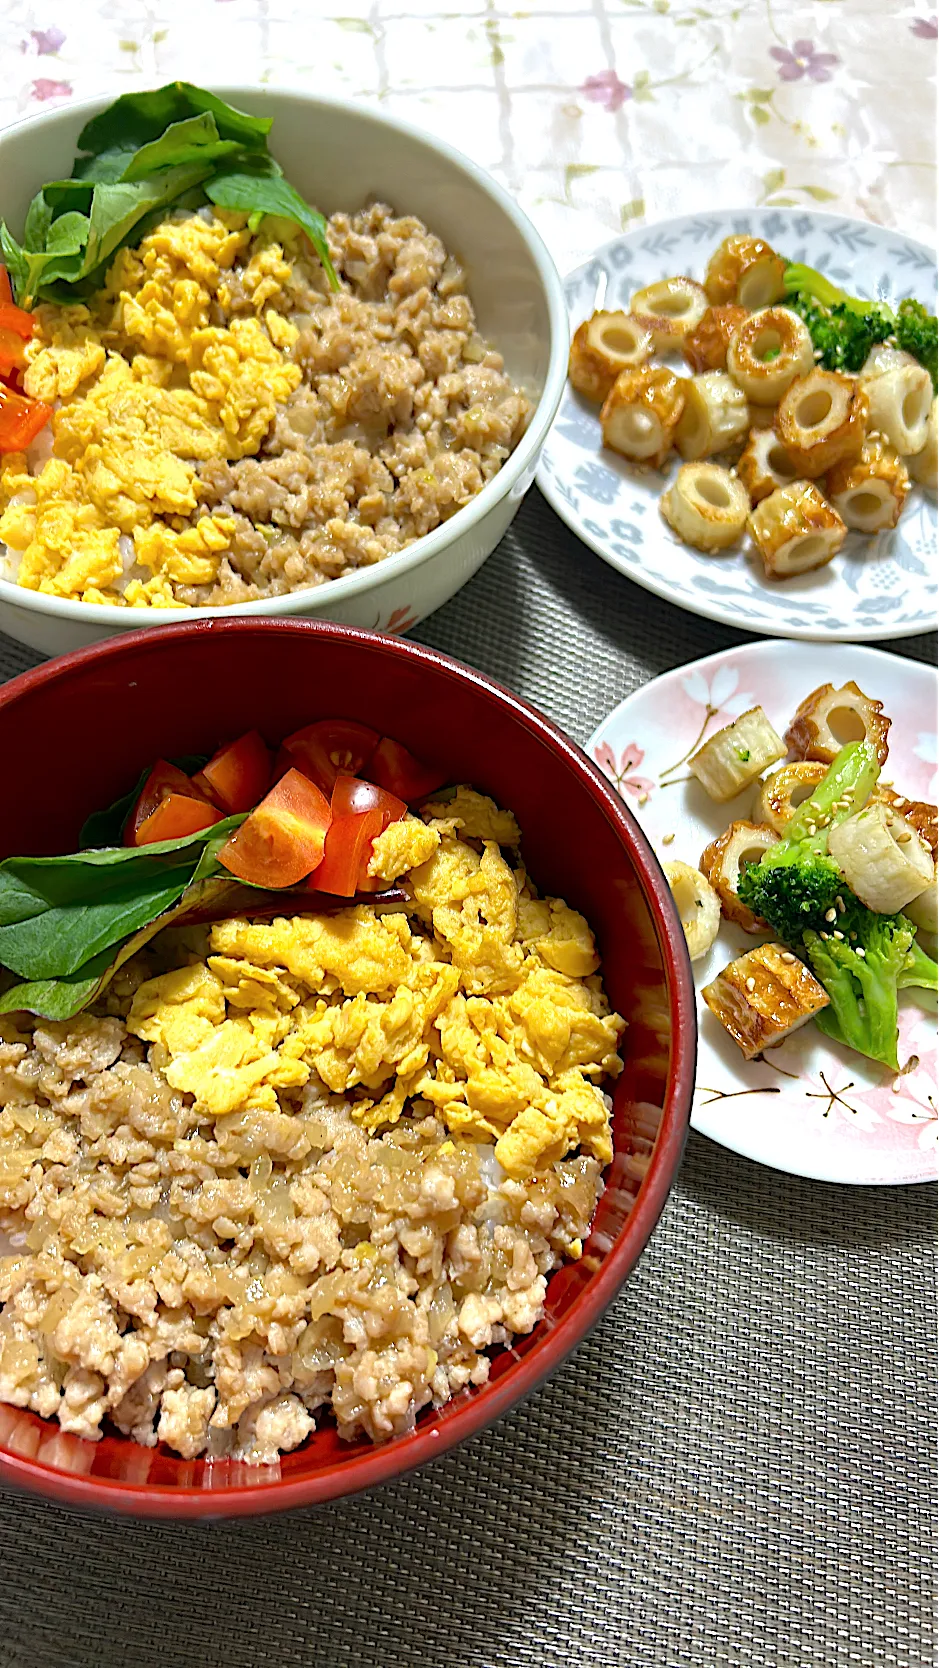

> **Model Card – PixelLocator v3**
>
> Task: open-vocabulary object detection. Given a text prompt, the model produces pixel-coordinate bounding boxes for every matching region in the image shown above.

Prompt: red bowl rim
[0,617,696,1519]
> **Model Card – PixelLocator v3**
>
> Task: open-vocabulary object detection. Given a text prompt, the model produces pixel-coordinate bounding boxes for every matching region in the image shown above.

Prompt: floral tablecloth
[0,0,935,275]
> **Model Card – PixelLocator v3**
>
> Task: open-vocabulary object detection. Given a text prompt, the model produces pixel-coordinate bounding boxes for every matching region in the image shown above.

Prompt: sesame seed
[818,813,830,827]
[836,895,845,912]
[820,931,829,940]
[806,822,817,836]
[662,832,675,846]
[825,908,837,922]
[638,792,649,806]
[896,830,912,844]
[833,930,844,940]
[746,976,756,991]
[856,946,866,958]
[780,951,796,963]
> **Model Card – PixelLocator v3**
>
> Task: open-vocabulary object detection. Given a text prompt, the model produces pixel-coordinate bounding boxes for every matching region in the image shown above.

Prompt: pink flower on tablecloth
[31,77,72,101]
[31,27,66,53]
[769,40,840,82]
[911,16,938,37]
[594,740,654,801]
[581,71,631,112]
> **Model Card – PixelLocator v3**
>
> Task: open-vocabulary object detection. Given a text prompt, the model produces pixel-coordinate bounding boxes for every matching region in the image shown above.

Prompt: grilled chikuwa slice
[702,942,830,1059]
[825,436,911,533]
[909,397,937,490]
[753,760,829,835]
[699,820,779,930]
[568,310,653,402]
[774,370,868,477]
[690,707,786,802]
[704,235,787,310]
[661,462,749,551]
[601,365,686,469]
[736,428,801,503]
[630,277,708,349]
[784,680,890,767]
[663,861,721,960]
[682,304,749,375]
[726,307,815,405]
[873,790,937,861]
[747,481,847,579]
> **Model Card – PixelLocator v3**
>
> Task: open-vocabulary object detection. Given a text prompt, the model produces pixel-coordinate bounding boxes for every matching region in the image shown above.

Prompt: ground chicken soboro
[0,204,530,608]
[0,793,624,1462]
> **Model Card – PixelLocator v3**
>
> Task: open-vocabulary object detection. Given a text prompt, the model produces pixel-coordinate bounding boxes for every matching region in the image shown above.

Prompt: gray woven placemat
[0,491,936,1668]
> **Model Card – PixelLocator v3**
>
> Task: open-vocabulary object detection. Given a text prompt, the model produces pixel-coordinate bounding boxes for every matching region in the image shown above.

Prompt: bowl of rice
[0,89,568,657]
[0,619,694,1517]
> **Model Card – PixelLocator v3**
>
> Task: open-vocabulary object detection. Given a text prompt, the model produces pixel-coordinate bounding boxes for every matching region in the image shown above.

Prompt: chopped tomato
[369,737,446,801]
[218,769,331,888]
[0,301,35,341]
[309,807,386,896]
[126,760,214,846]
[192,729,271,814]
[134,793,222,846]
[0,384,52,453]
[0,328,27,378]
[0,268,12,307]
[280,719,380,794]
[330,775,407,827]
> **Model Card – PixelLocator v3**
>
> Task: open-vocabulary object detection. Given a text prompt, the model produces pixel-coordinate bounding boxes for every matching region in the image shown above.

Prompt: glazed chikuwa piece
[674,372,750,461]
[825,436,911,533]
[864,362,933,456]
[660,462,749,552]
[754,760,829,835]
[784,680,891,767]
[690,706,787,802]
[663,861,721,960]
[736,428,801,502]
[568,311,653,402]
[873,789,938,861]
[703,235,788,310]
[747,481,847,579]
[828,802,934,915]
[630,277,708,348]
[702,942,830,1060]
[600,364,686,469]
[908,397,938,489]
[774,370,869,477]
[699,820,779,930]
[725,308,815,405]
[682,304,749,375]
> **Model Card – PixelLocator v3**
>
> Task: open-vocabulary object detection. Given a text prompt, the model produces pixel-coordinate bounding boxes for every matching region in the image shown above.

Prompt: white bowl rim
[0,85,569,627]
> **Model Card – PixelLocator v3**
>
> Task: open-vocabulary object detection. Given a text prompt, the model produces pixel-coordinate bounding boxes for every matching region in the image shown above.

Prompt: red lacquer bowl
[0,620,695,1518]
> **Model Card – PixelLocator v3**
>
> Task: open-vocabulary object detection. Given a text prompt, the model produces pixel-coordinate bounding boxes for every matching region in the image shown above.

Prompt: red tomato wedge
[330,775,407,826]
[280,719,380,794]
[0,328,27,378]
[134,793,222,846]
[0,384,52,453]
[0,301,35,341]
[369,737,446,801]
[310,807,386,896]
[127,760,215,846]
[192,729,271,814]
[218,769,331,888]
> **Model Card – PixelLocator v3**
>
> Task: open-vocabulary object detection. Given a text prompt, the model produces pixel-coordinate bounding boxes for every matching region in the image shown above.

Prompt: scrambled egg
[0,213,302,604]
[126,791,625,1180]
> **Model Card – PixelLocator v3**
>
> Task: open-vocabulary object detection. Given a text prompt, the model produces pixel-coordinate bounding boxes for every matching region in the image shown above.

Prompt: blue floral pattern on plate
[537,210,937,641]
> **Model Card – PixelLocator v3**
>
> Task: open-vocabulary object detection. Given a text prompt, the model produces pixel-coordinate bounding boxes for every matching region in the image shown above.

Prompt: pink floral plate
[589,640,937,1184]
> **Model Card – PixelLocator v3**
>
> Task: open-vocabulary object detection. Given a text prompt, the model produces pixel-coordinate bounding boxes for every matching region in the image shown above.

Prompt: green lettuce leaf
[206,163,338,290]
[122,113,243,180]
[76,83,271,158]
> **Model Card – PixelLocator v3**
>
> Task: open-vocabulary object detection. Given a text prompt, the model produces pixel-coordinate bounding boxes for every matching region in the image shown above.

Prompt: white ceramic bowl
[0,89,568,657]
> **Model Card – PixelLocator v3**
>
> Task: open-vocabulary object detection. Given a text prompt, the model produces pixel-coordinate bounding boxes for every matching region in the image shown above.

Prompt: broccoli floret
[897,935,939,996]
[738,846,843,941]
[895,297,938,391]
[782,262,938,385]
[738,741,881,939]
[806,900,936,1072]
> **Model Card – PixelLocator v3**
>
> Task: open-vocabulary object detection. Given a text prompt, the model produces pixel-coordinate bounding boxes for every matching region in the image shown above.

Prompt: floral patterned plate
[538,209,937,641]
[590,639,937,1184]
